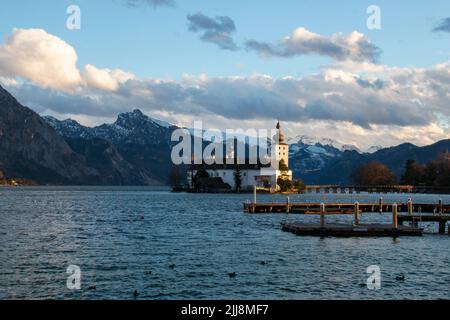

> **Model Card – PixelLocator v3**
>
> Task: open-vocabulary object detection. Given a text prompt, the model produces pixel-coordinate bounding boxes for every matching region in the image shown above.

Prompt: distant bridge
[305,185,415,194]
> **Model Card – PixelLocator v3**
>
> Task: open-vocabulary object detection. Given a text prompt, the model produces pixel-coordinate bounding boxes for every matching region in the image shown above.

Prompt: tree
[431,152,450,187]
[277,177,293,192]
[234,165,242,193]
[293,179,306,193]
[168,166,184,191]
[401,160,424,185]
[423,161,438,186]
[193,168,209,192]
[352,162,397,185]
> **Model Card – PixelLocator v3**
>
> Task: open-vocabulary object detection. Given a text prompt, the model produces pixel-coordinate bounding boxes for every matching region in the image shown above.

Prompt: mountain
[288,138,347,183]
[0,85,176,185]
[287,135,361,153]
[45,109,177,185]
[290,140,450,184]
[2,85,450,186]
[0,85,100,184]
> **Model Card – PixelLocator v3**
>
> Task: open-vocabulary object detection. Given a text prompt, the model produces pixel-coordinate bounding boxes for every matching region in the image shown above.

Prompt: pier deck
[281,222,423,237]
[244,202,450,215]
[245,199,450,237]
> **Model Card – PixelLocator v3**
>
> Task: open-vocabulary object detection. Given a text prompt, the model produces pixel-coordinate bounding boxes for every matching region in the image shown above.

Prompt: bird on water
[395,275,405,281]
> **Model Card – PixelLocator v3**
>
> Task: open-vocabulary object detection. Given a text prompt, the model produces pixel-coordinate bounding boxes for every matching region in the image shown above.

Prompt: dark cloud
[5,65,440,131]
[187,12,238,51]
[117,0,175,8]
[433,18,450,33]
[245,27,381,63]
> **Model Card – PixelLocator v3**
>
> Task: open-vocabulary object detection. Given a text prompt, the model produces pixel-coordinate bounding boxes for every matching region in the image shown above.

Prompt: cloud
[0,28,82,92]
[433,18,450,33]
[0,28,135,93]
[83,64,135,91]
[117,0,175,8]
[8,63,444,130]
[246,27,381,63]
[2,28,450,149]
[187,12,238,51]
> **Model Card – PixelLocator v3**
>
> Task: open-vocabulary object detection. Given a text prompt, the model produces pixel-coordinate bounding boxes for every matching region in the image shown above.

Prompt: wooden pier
[245,192,450,237]
[398,215,450,234]
[281,222,423,237]
[243,201,450,215]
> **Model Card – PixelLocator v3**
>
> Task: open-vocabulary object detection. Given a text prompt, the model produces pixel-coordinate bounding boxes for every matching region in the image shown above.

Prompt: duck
[228,272,236,278]
[395,275,405,281]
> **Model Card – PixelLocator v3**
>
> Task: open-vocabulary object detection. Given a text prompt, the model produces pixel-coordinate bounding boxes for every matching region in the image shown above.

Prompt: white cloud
[246,28,381,63]
[0,28,82,92]
[1,28,450,148]
[83,64,134,91]
[0,28,135,93]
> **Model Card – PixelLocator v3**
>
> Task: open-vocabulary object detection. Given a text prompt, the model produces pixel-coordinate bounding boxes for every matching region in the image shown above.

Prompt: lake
[1,187,449,299]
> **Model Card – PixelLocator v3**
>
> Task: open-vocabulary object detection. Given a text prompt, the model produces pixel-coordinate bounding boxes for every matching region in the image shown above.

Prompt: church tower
[273,121,289,169]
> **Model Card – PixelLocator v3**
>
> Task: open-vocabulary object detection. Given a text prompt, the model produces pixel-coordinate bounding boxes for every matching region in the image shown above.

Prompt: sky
[1,0,450,150]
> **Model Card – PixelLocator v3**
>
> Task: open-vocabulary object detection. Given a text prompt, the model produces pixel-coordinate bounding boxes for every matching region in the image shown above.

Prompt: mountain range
[1,84,450,185]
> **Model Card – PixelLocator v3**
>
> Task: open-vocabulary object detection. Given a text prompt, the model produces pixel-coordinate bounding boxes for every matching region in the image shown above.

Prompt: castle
[187,122,292,191]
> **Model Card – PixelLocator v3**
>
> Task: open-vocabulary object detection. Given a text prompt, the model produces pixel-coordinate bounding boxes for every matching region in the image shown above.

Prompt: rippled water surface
[1,187,450,300]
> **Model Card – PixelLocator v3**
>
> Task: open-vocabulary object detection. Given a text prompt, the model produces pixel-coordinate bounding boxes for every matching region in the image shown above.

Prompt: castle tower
[273,121,289,169]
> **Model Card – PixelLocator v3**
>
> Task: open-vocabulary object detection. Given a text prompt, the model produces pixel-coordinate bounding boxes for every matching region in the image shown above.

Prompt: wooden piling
[286,196,290,213]
[354,202,360,225]
[408,199,413,216]
[439,199,443,215]
[320,203,326,228]
[379,197,383,214]
[439,221,446,234]
[392,203,398,229]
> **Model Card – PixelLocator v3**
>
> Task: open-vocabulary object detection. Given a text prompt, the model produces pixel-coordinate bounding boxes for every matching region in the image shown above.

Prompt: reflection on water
[0,187,449,300]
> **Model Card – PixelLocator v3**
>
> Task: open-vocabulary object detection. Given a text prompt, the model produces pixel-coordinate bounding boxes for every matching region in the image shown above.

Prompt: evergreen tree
[234,165,242,193]
[168,166,184,191]
[293,179,306,193]
[193,168,209,192]
[401,160,424,185]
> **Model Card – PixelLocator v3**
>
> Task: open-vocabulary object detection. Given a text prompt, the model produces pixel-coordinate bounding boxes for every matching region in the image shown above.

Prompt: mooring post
[392,203,398,229]
[354,201,360,225]
[320,203,326,228]
[408,198,413,216]
[439,199,443,215]
[439,221,446,234]
[379,197,383,214]
[286,196,290,213]
[253,186,257,204]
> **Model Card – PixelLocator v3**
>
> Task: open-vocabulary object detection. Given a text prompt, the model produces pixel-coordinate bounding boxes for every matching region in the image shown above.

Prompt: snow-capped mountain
[45,109,175,145]
[287,135,361,153]
[44,109,178,184]
[367,145,384,154]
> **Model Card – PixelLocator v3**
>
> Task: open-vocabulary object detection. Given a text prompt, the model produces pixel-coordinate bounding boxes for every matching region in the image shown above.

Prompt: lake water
[1,187,449,300]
